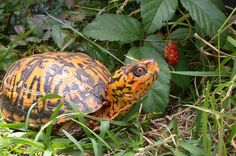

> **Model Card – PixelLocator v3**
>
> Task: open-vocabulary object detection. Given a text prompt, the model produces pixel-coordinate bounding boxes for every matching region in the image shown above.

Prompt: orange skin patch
[93,58,159,120]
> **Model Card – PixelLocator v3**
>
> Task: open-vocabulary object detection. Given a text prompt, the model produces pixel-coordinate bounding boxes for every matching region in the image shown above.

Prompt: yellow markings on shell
[45,98,61,108]
[2,110,12,120]
[13,113,24,122]
[1,52,111,126]
[29,118,37,124]
[95,60,110,82]
[85,93,98,110]
[41,118,49,124]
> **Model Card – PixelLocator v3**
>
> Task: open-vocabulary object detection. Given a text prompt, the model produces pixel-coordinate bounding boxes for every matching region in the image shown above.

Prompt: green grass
[0,76,235,155]
[0,1,236,155]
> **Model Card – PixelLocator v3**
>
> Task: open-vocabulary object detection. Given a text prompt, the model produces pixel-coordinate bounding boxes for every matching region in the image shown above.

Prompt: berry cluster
[163,44,179,65]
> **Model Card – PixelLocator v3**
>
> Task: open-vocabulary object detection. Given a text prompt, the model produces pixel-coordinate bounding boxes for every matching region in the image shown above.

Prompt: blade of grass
[72,119,112,151]
[34,112,80,142]
[66,100,92,137]
[8,137,45,150]
[170,71,229,77]
[105,129,121,146]
[231,59,236,79]
[172,117,178,135]
[25,94,62,130]
[66,100,130,126]
[62,129,85,154]
[185,105,236,120]
[34,112,112,150]
[99,120,110,138]
[25,102,38,130]
[217,7,236,84]
[39,94,62,101]
[34,111,129,142]
[179,141,206,156]
[0,138,10,148]
[216,117,227,156]
[227,36,236,48]
[172,148,186,156]
[202,82,211,155]
[193,111,201,140]
[212,81,233,94]
[78,115,92,137]
[90,138,99,156]
[0,123,26,129]
[98,121,110,156]
[34,118,59,142]
[45,103,63,145]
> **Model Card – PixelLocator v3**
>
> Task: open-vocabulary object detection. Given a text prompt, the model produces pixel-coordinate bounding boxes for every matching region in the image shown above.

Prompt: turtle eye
[133,66,146,77]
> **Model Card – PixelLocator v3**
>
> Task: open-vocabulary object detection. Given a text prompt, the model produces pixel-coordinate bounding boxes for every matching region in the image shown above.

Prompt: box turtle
[0,52,159,136]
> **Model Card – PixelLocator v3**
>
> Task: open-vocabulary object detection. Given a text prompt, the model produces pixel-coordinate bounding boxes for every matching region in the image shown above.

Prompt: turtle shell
[0,52,111,126]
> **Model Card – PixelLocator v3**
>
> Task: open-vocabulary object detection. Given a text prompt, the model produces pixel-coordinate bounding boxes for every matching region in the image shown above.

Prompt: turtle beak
[145,58,159,81]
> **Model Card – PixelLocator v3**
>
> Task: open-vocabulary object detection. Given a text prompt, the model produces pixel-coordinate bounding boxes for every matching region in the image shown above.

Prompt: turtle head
[107,58,159,106]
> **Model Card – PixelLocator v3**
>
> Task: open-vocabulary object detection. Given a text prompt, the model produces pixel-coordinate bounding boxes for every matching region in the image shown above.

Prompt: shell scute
[0,52,111,125]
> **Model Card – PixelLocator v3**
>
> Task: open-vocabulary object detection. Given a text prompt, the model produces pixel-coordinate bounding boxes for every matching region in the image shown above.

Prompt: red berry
[163,43,179,65]
[156,32,163,35]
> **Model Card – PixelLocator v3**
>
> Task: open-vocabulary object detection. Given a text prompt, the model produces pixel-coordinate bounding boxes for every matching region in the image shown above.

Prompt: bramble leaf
[141,0,178,34]
[180,0,226,37]
[83,13,143,42]
[0,45,18,71]
[51,25,75,51]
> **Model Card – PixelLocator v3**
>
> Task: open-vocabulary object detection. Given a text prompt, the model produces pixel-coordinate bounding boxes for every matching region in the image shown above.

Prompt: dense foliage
[0,0,235,155]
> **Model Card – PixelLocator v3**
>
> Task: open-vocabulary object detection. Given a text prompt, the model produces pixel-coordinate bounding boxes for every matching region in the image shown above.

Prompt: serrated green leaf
[144,34,165,53]
[180,0,226,37]
[47,12,123,63]
[210,0,225,11]
[0,45,18,71]
[83,13,143,42]
[51,25,75,51]
[172,49,190,89]
[169,28,192,40]
[27,15,48,37]
[60,30,76,51]
[141,0,178,34]
[125,47,170,113]
[51,25,67,50]
[0,59,16,71]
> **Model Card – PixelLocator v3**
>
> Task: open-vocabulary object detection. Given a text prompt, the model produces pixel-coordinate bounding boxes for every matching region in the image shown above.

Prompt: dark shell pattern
[0,52,111,125]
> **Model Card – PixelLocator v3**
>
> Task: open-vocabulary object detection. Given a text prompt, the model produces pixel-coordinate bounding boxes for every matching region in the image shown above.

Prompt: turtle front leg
[56,119,100,138]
